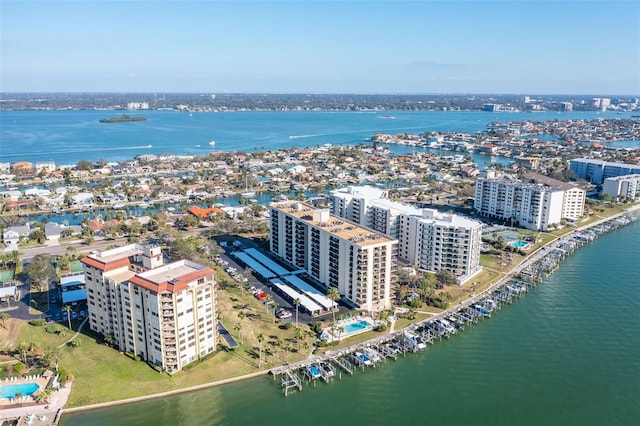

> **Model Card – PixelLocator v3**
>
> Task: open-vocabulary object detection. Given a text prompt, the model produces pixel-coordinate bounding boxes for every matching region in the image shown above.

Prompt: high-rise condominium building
[602,174,640,201]
[474,178,564,231]
[269,201,397,311]
[522,172,586,220]
[331,186,483,284]
[81,244,217,374]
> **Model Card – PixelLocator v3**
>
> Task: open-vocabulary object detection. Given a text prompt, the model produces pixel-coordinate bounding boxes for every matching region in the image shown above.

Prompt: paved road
[217,321,239,349]
[14,237,129,260]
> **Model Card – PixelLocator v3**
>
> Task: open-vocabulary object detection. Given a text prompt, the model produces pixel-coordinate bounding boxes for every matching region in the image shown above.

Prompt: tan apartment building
[269,201,397,311]
[522,172,586,220]
[81,244,216,374]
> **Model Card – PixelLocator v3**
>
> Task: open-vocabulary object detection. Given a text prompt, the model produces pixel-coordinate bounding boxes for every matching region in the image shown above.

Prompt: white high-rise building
[522,172,586,220]
[269,201,397,311]
[331,186,483,284]
[81,244,217,374]
[474,178,564,231]
[602,174,640,201]
[127,102,149,110]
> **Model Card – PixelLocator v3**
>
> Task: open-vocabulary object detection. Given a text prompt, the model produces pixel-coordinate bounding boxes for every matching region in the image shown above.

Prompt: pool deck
[0,377,71,426]
[321,316,376,343]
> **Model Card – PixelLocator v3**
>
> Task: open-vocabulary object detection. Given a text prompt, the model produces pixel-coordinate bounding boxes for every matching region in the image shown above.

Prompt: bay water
[3,108,638,424]
[60,219,640,426]
[2,110,636,165]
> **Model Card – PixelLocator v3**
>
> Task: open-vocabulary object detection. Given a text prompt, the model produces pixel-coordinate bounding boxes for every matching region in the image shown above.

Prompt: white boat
[241,175,255,197]
[405,331,426,350]
[363,347,382,363]
[307,364,322,379]
[209,140,216,146]
[435,318,456,334]
[354,351,372,366]
[319,362,335,378]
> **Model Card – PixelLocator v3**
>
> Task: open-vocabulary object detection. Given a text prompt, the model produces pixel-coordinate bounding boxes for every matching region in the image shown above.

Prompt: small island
[99,114,147,123]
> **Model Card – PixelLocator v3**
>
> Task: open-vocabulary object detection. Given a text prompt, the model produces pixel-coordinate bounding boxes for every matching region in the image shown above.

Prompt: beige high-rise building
[81,244,216,374]
[522,173,586,220]
[269,201,397,311]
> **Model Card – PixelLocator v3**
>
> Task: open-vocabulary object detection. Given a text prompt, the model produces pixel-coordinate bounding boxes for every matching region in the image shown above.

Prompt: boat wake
[289,134,323,139]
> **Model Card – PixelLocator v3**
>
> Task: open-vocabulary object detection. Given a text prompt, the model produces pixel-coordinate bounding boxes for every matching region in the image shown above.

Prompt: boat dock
[269,212,639,395]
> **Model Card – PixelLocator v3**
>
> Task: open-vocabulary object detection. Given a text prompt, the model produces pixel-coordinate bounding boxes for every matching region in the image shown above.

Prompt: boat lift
[377,343,398,360]
[280,369,303,396]
[332,356,355,375]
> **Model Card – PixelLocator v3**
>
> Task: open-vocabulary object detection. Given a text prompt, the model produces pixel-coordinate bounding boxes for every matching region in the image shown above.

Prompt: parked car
[276,309,292,319]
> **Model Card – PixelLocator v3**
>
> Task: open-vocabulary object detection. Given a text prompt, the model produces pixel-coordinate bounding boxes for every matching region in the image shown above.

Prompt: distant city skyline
[1,1,639,95]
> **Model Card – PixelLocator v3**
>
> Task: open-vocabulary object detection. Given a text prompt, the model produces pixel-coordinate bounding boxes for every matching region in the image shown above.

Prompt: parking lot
[213,238,352,326]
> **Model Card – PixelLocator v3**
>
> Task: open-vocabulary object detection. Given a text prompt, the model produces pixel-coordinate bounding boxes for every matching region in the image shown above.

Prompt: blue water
[344,320,370,333]
[60,218,640,426]
[1,110,635,165]
[0,382,39,398]
[511,241,528,248]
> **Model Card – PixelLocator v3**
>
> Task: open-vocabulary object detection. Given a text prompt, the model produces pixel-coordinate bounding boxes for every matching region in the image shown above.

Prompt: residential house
[3,224,33,245]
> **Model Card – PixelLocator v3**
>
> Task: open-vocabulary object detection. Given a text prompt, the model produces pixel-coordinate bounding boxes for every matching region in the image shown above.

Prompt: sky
[1,0,639,95]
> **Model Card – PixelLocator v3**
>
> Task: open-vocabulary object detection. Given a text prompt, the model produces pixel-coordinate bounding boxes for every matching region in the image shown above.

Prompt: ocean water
[1,109,635,165]
[60,219,640,426]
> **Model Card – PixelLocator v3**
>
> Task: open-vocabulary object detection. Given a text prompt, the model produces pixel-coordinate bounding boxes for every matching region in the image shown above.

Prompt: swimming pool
[344,320,372,334]
[511,241,528,248]
[0,382,40,399]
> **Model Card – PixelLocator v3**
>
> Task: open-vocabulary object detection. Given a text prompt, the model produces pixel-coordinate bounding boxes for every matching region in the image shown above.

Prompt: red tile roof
[81,256,131,272]
[128,267,215,293]
[187,206,224,220]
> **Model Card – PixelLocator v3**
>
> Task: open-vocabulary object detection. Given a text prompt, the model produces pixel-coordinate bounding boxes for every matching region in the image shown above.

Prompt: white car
[276,309,292,319]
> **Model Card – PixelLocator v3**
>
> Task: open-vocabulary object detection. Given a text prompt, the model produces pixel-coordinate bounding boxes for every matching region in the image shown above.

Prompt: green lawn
[9,278,319,408]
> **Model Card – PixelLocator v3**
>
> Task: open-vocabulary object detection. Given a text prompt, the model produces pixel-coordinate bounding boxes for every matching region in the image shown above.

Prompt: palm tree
[8,250,21,269]
[63,305,73,330]
[233,321,242,344]
[257,333,264,369]
[326,286,340,325]
[293,298,300,328]
[0,313,9,328]
[270,337,281,363]
[237,311,246,344]
[263,294,273,314]
[15,342,30,364]
[294,327,304,352]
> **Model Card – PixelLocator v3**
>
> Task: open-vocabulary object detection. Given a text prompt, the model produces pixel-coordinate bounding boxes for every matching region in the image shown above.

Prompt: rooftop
[137,260,204,285]
[271,200,396,247]
[522,172,583,191]
[129,260,214,294]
